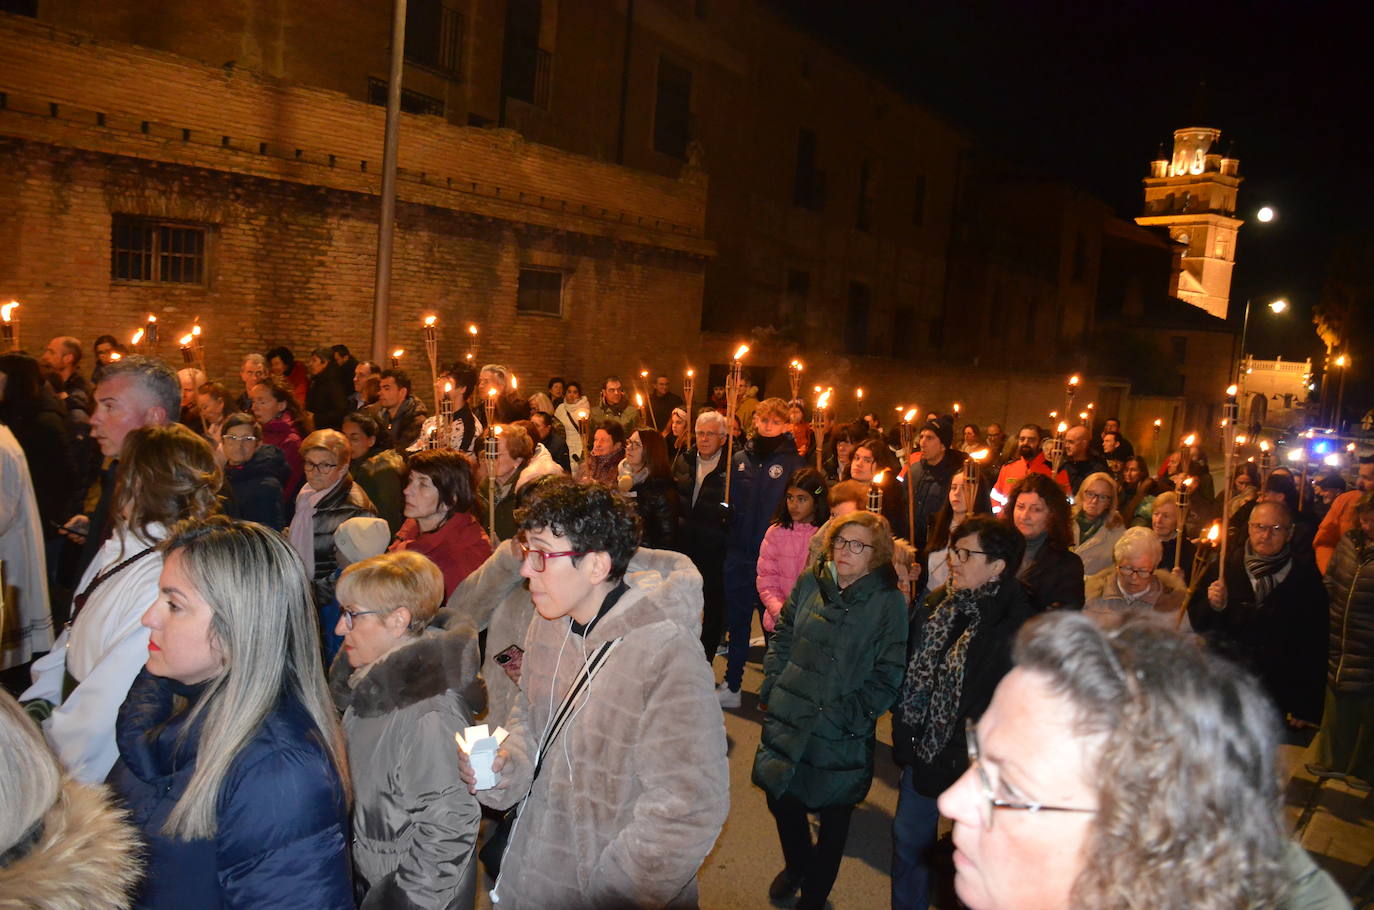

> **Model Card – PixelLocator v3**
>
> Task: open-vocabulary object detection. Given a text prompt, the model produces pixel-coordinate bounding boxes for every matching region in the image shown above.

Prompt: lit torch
[639,369,658,430]
[723,344,749,504]
[964,448,989,519]
[179,333,196,365]
[868,469,887,513]
[1,301,19,351]
[144,314,159,345]
[466,323,478,364]
[683,368,695,414]
[391,348,404,370]
[422,315,439,402]
[788,359,804,404]
[812,387,832,472]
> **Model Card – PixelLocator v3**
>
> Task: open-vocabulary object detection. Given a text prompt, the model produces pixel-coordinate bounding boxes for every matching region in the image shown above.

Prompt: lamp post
[1235,297,1288,389]
[1335,354,1351,433]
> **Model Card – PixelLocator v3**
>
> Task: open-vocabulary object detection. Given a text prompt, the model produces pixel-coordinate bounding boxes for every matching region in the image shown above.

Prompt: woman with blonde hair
[488,422,563,541]
[1070,471,1125,577]
[107,517,353,909]
[22,424,221,783]
[753,509,908,910]
[0,691,141,908]
[329,551,484,909]
[286,428,376,606]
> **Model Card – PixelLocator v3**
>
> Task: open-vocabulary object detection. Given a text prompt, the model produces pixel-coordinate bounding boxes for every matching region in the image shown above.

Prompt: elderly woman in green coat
[752,509,909,910]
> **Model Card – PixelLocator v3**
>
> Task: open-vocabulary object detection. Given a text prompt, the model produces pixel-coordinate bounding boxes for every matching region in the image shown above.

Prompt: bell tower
[1135,125,1244,320]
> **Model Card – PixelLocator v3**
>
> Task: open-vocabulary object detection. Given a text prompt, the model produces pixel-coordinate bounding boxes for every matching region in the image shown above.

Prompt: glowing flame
[510,375,518,391]
[179,334,193,346]
[1049,410,1058,419]
[488,388,499,399]
[1068,374,1080,387]
[1259,440,1271,452]
[1087,402,1095,410]
[686,368,694,378]
[1235,434,1248,445]
[1078,411,1088,421]
[392,348,404,359]
[1056,421,1068,434]
[873,470,888,485]
[191,323,202,337]
[817,389,832,409]
[1182,476,1194,488]
[444,381,453,393]
[1153,418,1162,428]
[493,424,503,436]
[1325,453,1341,467]
[1183,434,1196,447]
[131,328,144,345]
[576,408,588,420]
[1348,443,1357,453]
[109,351,122,361]
[640,370,649,379]
[970,448,990,462]
[953,402,961,413]
[1206,523,1220,543]
[1,301,17,322]
[1226,384,1238,397]
[1287,448,1303,463]
[635,393,644,407]
[423,314,437,327]
[468,324,478,336]
[732,344,749,361]
[146,314,157,324]
[855,387,864,400]
[790,359,803,371]
[903,408,918,423]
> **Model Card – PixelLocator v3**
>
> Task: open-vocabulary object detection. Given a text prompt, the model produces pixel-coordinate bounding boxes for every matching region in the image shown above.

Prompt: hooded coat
[0,780,142,910]
[329,611,486,910]
[753,562,908,808]
[106,670,353,910]
[478,548,728,910]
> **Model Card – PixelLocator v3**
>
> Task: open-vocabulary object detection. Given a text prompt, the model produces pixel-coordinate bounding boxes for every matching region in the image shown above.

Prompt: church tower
[1135,126,1243,319]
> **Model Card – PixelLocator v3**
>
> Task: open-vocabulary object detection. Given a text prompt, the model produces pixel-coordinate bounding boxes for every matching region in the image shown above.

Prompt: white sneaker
[716,682,741,709]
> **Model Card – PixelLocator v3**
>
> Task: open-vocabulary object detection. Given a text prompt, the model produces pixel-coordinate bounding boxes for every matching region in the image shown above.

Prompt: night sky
[786,0,1371,385]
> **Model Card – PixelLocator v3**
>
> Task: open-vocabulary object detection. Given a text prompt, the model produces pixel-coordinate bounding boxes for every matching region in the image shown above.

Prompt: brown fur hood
[330,607,487,719]
[1084,565,1186,603]
[0,779,142,910]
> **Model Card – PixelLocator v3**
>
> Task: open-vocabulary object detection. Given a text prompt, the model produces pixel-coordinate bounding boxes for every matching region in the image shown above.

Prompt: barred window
[111,217,207,285]
[516,268,563,316]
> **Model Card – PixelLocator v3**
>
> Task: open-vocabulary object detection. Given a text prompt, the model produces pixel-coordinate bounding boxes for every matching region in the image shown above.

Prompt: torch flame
[109,351,122,361]
[1226,384,1238,397]
[635,393,644,408]
[1259,440,1271,452]
[686,368,695,378]
[817,389,832,409]
[392,348,404,359]
[1235,434,1248,445]
[1068,374,1080,386]
[732,344,749,361]
[131,328,144,345]
[1056,421,1068,434]
[813,385,822,393]
[444,381,453,393]
[1182,476,1194,489]
[1206,523,1220,543]
[903,408,918,423]
[146,314,157,324]
[191,323,202,337]
[791,359,803,371]
[970,448,990,462]
[1,301,17,322]
[509,375,518,391]
[576,408,588,420]
[640,370,649,379]
[1183,434,1196,447]
[488,388,499,399]
[1153,418,1162,427]
[493,425,503,436]
[179,334,193,346]
[1348,443,1358,453]
[1079,411,1088,421]
[1049,411,1058,419]
[856,387,864,400]
[424,315,437,327]
[468,324,478,336]
[953,402,961,414]
[873,470,888,485]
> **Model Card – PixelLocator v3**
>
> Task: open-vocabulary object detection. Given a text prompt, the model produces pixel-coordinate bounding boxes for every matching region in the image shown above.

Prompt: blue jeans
[892,766,941,910]
[722,555,759,691]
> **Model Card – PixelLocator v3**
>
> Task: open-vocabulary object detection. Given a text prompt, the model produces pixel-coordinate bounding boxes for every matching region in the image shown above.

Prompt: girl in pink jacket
[757,468,831,633]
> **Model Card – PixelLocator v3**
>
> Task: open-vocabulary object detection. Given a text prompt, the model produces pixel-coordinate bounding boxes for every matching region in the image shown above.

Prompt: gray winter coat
[329,610,486,910]
[1324,529,1374,694]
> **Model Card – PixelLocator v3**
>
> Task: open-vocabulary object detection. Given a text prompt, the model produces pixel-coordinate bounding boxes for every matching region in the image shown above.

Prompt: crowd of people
[0,334,1361,909]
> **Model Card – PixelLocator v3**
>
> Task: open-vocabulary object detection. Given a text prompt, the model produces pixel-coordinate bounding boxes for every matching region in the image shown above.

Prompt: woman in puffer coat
[752,509,908,910]
[329,551,485,909]
[286,429,376,607]
[1312,494,1374,788]
[757,468,830,633]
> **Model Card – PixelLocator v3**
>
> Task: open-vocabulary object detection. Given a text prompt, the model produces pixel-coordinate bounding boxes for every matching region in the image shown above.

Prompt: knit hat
[334,516,392,565]
[924,418,953,450]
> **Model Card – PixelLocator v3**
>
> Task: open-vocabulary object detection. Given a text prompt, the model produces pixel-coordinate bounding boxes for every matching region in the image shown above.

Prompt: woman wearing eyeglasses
[220,412,290,531]
[937,611,1347,910]
[752,510,908,910]
[1070,472,1125,577]
[285,429,376,608]
[330,550,485,910]
[1083,526,1189,631]
[890,515,1030,910]
[618,428,681,550]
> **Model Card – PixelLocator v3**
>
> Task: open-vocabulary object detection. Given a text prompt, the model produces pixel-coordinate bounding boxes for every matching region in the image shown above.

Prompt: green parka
[752,561,908,808]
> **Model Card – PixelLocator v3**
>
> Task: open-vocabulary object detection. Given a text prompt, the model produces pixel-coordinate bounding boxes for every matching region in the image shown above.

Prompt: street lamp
[1235,297,1289,388]
[1335,353,1351,433]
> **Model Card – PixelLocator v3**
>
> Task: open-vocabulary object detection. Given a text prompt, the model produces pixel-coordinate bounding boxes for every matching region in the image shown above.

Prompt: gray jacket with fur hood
[329,609,486,910]
[0,779,142,909]
[480,547,729,909]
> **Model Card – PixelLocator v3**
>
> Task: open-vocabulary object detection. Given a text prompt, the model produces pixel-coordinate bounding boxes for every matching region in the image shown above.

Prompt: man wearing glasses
[673,410,732,659]
[1188,500,1328,728]
[457,481,728,909]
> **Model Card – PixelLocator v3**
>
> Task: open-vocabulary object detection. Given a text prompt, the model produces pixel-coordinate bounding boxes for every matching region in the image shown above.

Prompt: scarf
[585,445,624,486]
[289,477,342,578]
[1075,511,1104,544]
[1018,533,1047,580]
[1244,541,1291,605]
[898,581,997,762]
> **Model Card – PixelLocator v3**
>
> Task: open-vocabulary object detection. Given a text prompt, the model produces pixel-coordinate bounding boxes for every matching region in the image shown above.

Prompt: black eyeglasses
[832,536,875,555]
[950,547,990,563]
[304,460,340,474]
[223,434,258,443]
[1117,564,1154,578]
[339,607,381,630]
[965,720,1097,830]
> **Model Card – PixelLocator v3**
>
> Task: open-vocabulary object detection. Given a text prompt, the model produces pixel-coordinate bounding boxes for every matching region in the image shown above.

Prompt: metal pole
[371,0,407,363]
[1337,363,1348,433]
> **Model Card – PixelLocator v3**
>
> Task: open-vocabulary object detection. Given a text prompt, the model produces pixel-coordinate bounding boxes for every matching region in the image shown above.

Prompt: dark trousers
[723,554,759,691]
[694,546,727,661]
[891,766,941,910]
[766,791,855,910]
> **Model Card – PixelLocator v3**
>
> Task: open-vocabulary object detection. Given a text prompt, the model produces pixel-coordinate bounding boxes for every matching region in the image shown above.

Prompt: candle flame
[903,408,918,423]
[1068,374,1080,386]
[1183,434,1196,446]
[953,402,961,413]
[424,315,437,327]
[1225,383,1238,397]
[146,314,157,324]
[970,448,990,462]
[1206,523,1220,543]
[873,470,888,485]
[179,334,193,346]
[131,328,144,345]
[732,344,749,361]
[1,301,17,322]
[392,348,404,359]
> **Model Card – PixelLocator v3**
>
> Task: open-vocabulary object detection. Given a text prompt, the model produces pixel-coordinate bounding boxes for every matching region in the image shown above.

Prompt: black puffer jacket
[892,579,1032,796]
[674,448,729,560]
[309,476,377,604]
[633,475,681,550]
[226,445,291,531]
[1324,529,1374,694]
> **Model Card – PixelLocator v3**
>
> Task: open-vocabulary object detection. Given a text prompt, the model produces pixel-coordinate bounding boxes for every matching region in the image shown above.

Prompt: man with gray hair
[62,355,179,584]
[236,352,269,413]
[39,336,90,415]
[675,409,732,659]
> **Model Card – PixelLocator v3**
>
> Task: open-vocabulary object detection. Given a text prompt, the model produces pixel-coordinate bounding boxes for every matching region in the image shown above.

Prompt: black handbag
[478,636,621,879]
